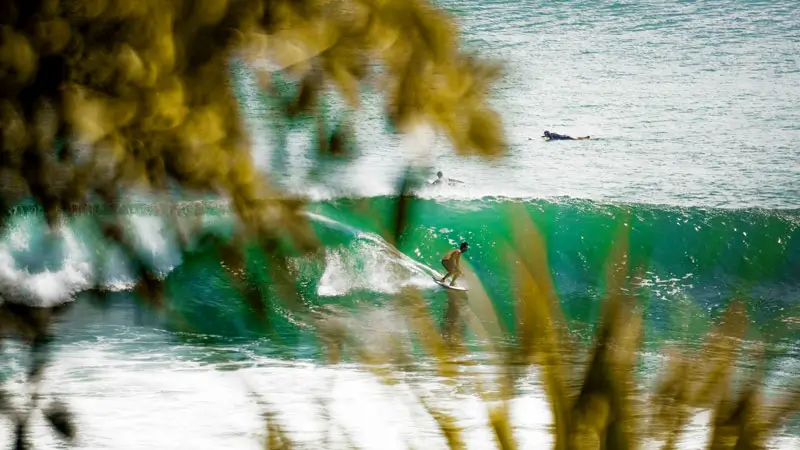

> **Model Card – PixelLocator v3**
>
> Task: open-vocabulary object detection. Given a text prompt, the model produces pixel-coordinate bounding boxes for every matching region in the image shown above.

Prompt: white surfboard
[432,277,469,292]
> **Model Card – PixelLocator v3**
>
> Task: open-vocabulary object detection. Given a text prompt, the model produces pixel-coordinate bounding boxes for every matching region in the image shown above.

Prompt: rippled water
[242,0,800,208]
[2,0,799,448]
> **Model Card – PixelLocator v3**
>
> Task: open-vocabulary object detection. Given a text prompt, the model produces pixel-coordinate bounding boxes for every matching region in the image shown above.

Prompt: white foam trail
[305,212,442,297]
[305,212,437,276]
[317,242,432,297]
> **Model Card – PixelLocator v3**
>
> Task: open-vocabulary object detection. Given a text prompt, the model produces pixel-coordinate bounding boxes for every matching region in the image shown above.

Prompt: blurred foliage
[0,0,505,236]
[1,0,504,446]
[0,0,797,449]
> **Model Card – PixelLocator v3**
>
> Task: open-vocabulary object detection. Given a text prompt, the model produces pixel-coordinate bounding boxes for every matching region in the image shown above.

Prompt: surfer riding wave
[439,242,468,286]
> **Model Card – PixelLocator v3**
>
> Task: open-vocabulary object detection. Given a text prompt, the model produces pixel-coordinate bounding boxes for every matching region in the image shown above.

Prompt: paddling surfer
[542,130,590,141]
[439,241,469,286]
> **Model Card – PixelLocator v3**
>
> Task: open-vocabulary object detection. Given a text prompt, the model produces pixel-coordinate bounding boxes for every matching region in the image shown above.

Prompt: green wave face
[151,197,800,350]
[3,196,798,352]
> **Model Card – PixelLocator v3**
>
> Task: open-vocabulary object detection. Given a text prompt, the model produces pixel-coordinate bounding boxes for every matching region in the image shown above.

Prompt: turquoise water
[2,0,800,448]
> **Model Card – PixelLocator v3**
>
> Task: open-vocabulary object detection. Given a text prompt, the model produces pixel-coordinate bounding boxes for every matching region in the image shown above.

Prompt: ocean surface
[1,0,799,448]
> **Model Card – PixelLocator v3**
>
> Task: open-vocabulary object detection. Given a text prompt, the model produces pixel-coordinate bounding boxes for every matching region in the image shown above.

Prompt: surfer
[542,130,590,141]
[439,241,469,286]
[431,171,464,187]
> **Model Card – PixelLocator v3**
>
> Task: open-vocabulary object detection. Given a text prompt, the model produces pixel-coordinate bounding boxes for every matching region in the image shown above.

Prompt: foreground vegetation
[0,0,797,448]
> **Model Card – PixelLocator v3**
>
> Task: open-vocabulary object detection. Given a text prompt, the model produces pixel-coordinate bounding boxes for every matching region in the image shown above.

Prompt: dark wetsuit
[546,132,575,140]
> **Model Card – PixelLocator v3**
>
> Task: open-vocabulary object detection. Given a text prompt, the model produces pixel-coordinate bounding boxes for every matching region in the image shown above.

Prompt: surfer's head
[459,242,469,253]
[437,171,443,178]
[543,130,551,138]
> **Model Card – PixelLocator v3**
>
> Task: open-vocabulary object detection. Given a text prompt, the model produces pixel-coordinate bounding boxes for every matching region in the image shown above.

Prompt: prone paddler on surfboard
[438,241,469,287]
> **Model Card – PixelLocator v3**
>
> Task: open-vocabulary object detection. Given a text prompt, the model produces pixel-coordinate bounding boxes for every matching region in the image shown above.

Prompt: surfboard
[432,277,468,292]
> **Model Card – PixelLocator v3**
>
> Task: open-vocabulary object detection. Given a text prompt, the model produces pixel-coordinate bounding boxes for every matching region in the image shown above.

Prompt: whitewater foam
[0,213,185,306]
[316,241,434,297]
[0,222,91,306]
[306,212,440,297]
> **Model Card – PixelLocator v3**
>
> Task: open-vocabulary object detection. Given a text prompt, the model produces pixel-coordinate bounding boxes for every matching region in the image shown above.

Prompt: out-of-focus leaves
[0,388,9,413]
[568,226,641,450]
[0,302,68,345]
[390,167,416,247]
[489,401,518,450]
[286,69,322,117]
[1,0,509,340]
[397,287,453,377]
[419,395,465,450]
[14,419,30,450]
[44,400,77,441]
[326,117,352,157]
[28,333,54,383]
[648,350,692,448]
[690,300,748,408]
[265,410,293,450]
[505,205,573,450]
[101,219,165,308]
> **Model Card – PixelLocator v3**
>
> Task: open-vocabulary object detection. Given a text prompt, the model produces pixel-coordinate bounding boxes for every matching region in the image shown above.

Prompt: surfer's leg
[441,259,454,282]
[449,270,461,286]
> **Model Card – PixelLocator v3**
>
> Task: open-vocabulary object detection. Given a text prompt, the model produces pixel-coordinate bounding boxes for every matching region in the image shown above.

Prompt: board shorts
[441,258,457,272]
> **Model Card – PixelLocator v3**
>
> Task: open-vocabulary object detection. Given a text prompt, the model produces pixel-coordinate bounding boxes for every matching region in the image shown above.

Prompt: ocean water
[2,0,800,448]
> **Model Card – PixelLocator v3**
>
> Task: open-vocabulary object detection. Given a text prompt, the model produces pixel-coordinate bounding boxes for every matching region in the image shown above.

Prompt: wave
[2,196,798,338]
[310,196,799,307]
